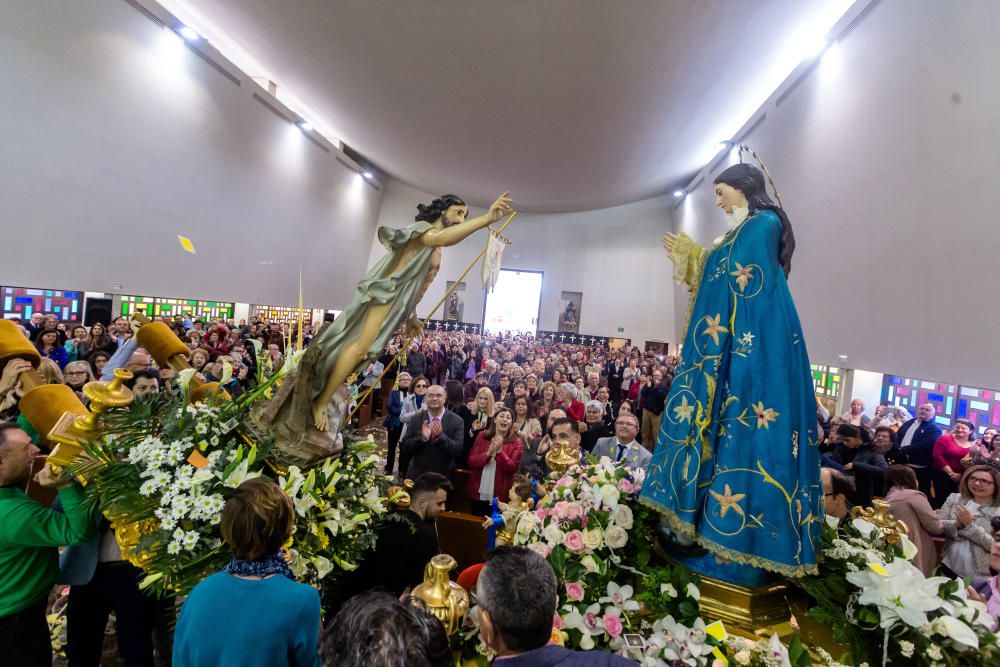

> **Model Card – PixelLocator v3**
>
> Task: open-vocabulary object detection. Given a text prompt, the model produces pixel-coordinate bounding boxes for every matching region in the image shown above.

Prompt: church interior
[0,1,998,665]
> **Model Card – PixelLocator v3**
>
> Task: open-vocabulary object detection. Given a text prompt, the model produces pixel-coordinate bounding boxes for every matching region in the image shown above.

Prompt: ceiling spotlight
[178,26,200,41]
[297,120,312,132]
[362,171,373,179]
[673,190,685,198]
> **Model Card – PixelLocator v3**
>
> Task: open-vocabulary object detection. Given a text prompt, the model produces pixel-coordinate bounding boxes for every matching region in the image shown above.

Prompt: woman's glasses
[415,383,428,389]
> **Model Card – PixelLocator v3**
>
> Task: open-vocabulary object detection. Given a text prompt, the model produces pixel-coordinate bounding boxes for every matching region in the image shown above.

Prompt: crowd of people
[3,309,1000,666]
[819,397,1000,608]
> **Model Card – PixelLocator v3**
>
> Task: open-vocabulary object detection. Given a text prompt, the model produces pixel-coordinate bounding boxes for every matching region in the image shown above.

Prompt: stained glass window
[811,364,842,401]
[954,386,1000,434]
[2,285,82,323]
[882,375,960,428]
[121,295,234,321]
[251,305,313,326]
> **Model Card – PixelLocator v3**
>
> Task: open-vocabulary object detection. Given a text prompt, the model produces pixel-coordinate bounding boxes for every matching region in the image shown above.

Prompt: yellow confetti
[177,235,197,254]
[705,620,728,641]
[868,562,889,576]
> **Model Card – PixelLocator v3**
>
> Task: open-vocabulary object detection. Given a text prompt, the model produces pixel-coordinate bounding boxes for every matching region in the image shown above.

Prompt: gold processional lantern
[0,314,227,468]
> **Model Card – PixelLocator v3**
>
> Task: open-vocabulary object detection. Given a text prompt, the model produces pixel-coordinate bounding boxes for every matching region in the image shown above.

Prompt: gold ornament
[47,368,135,466]
[544,436,578,474]
[112,516,160,569]
[409,554,469,635]
[851,499,909,545]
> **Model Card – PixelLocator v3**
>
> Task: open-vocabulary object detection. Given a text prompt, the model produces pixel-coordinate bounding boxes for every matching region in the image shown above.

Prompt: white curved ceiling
[158,0,853,212]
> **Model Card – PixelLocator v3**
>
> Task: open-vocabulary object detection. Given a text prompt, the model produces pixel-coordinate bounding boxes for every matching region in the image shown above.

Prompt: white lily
[845,558,950,628]
[931,615,979,650]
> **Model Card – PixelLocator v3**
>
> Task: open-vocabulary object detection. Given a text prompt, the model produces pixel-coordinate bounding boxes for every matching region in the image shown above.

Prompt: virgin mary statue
[640,162,821,584]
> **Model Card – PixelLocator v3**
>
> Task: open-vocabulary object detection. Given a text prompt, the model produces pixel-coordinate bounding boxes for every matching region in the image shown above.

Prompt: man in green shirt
[0,423,96,666]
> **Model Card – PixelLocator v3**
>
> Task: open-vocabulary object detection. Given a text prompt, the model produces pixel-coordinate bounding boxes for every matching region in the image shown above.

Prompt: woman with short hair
[173,478,320,667]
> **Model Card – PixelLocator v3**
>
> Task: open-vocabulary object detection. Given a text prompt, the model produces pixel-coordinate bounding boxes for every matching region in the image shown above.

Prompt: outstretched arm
[421,193,513,248]
[662,232,706,292]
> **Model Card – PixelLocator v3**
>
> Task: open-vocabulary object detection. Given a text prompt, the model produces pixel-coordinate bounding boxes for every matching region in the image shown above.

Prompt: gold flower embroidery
[673,396,695,423]
[709,484,746,518]
[730,263,754,292]
[702,314,728,346]
[753,401,780,429]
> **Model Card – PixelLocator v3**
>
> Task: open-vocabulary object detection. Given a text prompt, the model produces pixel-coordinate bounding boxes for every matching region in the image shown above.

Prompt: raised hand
[487,192,514,222]
[421,420,433,442]
[0,359,32,395]
[430,419,443,439]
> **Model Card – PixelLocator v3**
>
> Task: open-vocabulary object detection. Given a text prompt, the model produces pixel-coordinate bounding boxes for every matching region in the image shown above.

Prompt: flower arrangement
[795,513,999,666]
[276,440,388,582]
[70,388,391,596]
[485,458,715,663]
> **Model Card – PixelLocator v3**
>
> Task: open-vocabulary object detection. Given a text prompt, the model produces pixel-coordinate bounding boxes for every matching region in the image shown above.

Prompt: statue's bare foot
[312,400,329,431]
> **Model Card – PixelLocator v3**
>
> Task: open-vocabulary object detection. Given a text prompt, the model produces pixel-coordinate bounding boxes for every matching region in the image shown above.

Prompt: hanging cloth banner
[481,228,509,293]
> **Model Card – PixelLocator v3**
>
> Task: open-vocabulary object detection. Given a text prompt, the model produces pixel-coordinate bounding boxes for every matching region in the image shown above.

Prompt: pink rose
[564,503,582,521]
[552,613,565,630]
[553,501,570,521]
[564,530,586,553]
[536,508,550,521]
[617,479,635,494]
[564,581,585,602]
[603,612,623,637]
[556,476,573,488]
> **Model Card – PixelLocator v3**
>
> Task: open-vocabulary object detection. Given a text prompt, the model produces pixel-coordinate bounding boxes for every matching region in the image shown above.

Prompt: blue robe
[640,209,821,579]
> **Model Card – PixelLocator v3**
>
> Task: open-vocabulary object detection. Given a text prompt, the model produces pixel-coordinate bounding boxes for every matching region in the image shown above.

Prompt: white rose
[599,484,620,510]
[516,515,536,536]
[581,555,601,574]
[605,525,628,549]
[611,505,634,530]
[583,529,603,550]
[543,523,566,546]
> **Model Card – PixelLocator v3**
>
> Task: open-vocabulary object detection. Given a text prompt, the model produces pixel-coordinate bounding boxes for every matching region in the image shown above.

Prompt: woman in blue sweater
[173,478,320,667]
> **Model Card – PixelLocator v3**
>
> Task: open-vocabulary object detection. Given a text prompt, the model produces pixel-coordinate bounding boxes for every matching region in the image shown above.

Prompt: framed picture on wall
[558,291,582,332]
[444,281,466,322]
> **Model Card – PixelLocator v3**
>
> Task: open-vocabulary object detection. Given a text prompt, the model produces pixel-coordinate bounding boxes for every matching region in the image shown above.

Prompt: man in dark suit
[897,403,943,506]
[401,384,464,480]
[605,354,626,403]
[476,547,635,666]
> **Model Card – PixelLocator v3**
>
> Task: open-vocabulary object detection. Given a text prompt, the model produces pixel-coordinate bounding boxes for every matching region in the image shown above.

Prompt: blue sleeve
[102,339,139,381]
[291,588,322,667]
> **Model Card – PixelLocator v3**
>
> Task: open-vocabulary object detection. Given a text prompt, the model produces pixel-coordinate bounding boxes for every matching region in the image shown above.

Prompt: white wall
[671,0,1000,388]
[0,1,382,310]
[843,369,886,417]
[371,179,676,346]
